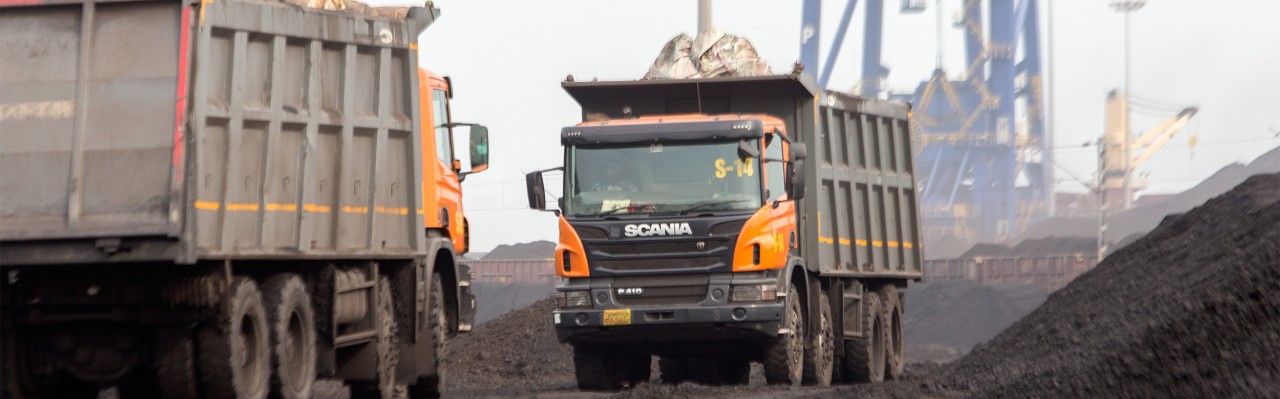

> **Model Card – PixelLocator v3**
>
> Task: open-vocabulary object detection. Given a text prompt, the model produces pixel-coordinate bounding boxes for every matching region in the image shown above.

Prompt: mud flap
[455,263,476,333]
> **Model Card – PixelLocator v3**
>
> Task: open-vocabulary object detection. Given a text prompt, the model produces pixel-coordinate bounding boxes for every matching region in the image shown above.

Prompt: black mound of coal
[470,282,554,325]
[444,298,576,393]
[936,173,1280,397]
[904,280,1047,354]
[482,241,556,260]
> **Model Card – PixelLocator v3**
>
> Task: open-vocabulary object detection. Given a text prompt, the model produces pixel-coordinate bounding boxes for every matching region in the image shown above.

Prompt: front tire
[573,345,620,391]
[406,273,448,398]
[658,356,688,385]
[763,283,805,386]
[802,286,834,386]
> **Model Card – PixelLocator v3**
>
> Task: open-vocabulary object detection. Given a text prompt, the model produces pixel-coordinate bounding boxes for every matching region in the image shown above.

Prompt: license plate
[602,309,632,326]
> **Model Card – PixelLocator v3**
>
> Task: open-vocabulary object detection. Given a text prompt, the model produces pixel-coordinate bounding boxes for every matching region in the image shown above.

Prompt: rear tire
[349,277,402,399]
[2,324,27,399]
[842,293,885,383]
[879,285,905,380]
[406,273,447,398]
[199,277,271,399]
[262,274,317,399]
[573,345,620,391]
[155,328,199,399]
[802,286,834,386]
[763,283,804,386]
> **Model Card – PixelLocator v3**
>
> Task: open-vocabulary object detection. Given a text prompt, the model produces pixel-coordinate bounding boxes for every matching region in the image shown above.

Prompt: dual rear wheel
[155,275,316,399]
[842,284,905,383]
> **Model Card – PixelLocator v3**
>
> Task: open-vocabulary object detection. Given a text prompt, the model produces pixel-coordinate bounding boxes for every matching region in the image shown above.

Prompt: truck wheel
[262,274,316,399]
[155,328,199,398]
[199,277,271,399]
[841,293,884,383]
[2,325,27,399]
[615,352,651,387]
[658,356,688,384]
[763,283,804,386]
[717,357,751,386]
[406,273,447,399]
[878,285,905,380]
[573,344,620,390]
[350,277,402,399]
[802,287,834,386]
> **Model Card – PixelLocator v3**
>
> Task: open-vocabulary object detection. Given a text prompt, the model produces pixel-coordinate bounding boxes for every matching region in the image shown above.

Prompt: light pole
[699,0,713,35]
[1111,0,1145,210]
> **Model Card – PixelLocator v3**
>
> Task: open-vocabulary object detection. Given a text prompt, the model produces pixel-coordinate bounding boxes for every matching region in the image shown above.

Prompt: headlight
[730,284,778,302]
[555,291,592,308]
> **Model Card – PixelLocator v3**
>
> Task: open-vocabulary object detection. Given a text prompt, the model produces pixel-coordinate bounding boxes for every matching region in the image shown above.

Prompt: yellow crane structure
[1100,90,1198,210]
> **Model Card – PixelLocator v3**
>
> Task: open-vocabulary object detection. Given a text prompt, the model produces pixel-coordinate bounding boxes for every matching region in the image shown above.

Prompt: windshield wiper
[677,199,749,216]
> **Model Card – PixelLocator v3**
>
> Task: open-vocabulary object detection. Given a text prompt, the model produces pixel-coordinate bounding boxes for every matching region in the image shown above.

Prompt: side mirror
[737,139,761,159]
[786,158,806,200]
[469,125,490,173]
[526,171,547,210]
[790,142,808,161]
[782,143,807,200]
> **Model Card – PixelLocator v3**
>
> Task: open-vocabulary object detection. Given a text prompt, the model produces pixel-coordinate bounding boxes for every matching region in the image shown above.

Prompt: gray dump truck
[0,0,485,397]
[527,75,923,389]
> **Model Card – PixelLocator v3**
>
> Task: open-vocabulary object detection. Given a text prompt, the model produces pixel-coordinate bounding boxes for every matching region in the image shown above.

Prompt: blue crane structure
[800,0,1049,244]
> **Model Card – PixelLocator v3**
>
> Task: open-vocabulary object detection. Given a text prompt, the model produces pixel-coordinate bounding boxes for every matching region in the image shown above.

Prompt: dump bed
[1,0,436,265]
[563,75,923,279]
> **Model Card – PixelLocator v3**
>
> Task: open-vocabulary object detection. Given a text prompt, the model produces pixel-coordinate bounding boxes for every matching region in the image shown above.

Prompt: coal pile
[935,173,1280,397]
[904,280,1047,361]
[1008,146,1280,251]
[482,241,556,260]
[445,298,577,394]
[470,282,554,325]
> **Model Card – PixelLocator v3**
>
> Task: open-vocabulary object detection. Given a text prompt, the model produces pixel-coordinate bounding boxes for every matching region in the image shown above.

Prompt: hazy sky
[363,0,1280,252]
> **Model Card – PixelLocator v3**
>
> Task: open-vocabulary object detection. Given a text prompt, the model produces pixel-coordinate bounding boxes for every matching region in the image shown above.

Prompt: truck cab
[543,114,803,333]
[419,69,489,255]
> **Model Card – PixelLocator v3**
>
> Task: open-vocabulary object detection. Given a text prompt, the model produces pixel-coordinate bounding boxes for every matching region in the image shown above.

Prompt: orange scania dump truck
[526,74,923,389]
[0,0,487,397]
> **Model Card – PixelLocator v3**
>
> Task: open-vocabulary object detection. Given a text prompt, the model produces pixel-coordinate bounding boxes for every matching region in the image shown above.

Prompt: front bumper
[551,271,788,344]
[553,301,784,343]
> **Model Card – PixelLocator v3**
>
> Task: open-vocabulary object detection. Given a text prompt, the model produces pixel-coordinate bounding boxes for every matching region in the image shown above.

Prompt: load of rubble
[643,28,772,80]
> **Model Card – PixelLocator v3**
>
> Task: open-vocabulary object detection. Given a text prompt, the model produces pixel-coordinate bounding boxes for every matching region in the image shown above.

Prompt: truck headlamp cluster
[555,291,592,308]
[730,284,778,302]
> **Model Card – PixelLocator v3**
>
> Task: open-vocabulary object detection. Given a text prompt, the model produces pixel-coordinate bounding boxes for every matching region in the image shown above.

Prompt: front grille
[590,241,706,256]
[584,236,735,275]
[613,275,709,306]
[614,285,708,306]
[598,257,719,272]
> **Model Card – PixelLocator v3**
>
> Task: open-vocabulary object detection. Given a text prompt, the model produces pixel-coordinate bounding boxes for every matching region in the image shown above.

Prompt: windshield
[564,141,763,217]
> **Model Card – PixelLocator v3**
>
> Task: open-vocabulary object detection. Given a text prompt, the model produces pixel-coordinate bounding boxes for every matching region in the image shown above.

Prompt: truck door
[423,77,465,252]
[765,133,797,259]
